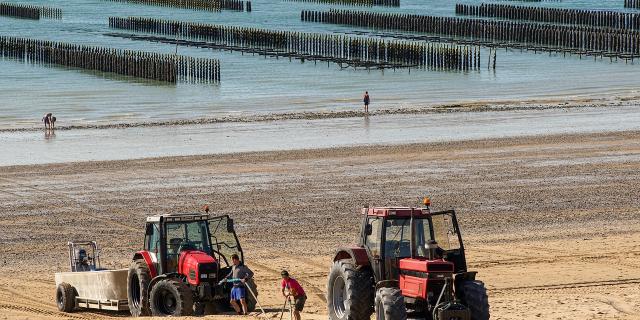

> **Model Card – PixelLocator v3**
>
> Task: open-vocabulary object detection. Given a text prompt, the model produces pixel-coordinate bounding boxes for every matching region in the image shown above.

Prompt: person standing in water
[363,91,370,113]
[42,113,52,130]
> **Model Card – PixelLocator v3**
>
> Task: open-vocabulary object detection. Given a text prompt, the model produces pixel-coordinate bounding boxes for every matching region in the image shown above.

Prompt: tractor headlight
[201,274,208,279]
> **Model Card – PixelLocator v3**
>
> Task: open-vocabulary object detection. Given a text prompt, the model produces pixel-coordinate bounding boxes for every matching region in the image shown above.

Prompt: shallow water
[0,0,639,129]
[2,105,639,166]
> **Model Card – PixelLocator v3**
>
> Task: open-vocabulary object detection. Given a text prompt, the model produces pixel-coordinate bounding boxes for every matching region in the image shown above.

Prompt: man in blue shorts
[221,254,254,315]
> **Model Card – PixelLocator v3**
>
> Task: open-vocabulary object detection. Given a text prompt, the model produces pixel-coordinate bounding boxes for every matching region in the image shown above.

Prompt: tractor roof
[146,213,209,223]
[364,207,430,217]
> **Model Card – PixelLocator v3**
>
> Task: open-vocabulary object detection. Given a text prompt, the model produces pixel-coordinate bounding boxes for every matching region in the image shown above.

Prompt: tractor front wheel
[149,278,194,316]
[461,280,490,320]
[327,259,374,320]
[375,287,407,320]
[127,259,151,317]
[56,282,76,313]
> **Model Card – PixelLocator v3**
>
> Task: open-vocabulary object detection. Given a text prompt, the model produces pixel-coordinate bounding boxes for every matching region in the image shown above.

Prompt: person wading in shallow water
[42,113,57,130]
[42,113,52,130]
[363,91,370,113]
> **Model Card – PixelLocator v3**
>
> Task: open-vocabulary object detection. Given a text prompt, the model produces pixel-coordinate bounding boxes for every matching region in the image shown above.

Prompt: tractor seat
[385,240,411,258]
[179,241,198,252]
[169,238,183,249]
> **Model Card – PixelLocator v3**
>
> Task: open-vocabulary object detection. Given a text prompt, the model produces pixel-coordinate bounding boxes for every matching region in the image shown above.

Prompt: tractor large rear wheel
[127,259,151,317]
[245,279,259,312]
[375,287,407,320]
[149,278,194,316]
[327,259,374,320]
[461,280,490,320]
[56,282,76,313]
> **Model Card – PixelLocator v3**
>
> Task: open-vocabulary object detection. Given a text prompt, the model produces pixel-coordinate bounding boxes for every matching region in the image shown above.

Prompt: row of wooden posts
[0,36,220,83]
[456,3,640,31]
[625,0,640,9]
[284,0,399,7]
[0,2,62,20]
[301,9,640,57]
[103,0,251,12]
[109,16,481,70]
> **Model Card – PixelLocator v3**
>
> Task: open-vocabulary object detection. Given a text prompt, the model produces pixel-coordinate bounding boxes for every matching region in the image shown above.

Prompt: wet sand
[3,95,639,132]
[0,130,639,319]
[3,104,640,166]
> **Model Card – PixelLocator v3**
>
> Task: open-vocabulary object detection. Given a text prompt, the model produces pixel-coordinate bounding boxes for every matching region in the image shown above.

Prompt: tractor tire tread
[462,280,490,320]
[327,259,374,320]
[127,259,151,317]
[375,287,407,320]
[245,279,259,312]
[150,278,194,316]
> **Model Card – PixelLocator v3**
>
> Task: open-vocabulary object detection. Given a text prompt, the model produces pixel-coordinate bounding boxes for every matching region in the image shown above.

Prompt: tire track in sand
[470,249,640,269]
[0,301,95,320]
[250,261,327,303]
[492,278,640,293]
[0,286,54,309]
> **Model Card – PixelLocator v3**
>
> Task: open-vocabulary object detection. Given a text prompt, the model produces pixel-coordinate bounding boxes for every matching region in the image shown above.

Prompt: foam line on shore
[3,98,636,133]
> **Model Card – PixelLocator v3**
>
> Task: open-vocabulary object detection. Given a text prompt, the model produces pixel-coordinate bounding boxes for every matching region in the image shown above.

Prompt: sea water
[0,0,639,129]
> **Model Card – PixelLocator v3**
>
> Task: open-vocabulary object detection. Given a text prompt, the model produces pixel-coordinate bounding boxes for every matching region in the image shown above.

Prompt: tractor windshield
[384,218,433,258]
[166,221,211,256]
[384,213,462,258]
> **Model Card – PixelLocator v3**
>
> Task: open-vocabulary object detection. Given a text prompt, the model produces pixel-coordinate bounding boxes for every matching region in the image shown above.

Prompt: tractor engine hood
[399,258,454,301]
[178,250,218,286]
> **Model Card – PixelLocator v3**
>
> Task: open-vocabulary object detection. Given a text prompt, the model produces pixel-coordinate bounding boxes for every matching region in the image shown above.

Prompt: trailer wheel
[327,260,374,320]
[56,282,76,312]
[150,278,194,316]
[128,259,151,317]
[461,280,490,320]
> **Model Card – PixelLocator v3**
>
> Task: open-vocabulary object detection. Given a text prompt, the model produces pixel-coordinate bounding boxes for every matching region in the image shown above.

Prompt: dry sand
[0,131,639,319]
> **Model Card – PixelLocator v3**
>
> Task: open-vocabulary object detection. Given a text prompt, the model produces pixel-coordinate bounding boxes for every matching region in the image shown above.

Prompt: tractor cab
[360,202,467,285]
[142,213,242,278]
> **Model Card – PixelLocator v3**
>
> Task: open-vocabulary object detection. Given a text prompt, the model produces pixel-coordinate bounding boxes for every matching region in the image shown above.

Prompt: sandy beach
[1,130,639,319]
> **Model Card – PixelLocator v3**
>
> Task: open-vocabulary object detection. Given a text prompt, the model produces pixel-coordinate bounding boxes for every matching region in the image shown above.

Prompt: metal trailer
[54,241,129,312]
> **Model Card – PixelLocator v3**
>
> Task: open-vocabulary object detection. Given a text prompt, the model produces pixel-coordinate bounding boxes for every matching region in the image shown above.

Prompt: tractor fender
[454,271,478,297]
[333,247,370,267]
[133,251,158,278]
[148,273,182,292]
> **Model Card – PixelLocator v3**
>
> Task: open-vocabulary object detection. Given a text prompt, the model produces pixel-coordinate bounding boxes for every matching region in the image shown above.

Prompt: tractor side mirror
[227,218,234,233]
[364,224,372,236]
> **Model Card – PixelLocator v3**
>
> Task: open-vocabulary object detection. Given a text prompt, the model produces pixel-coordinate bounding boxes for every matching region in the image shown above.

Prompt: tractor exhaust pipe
[427,240,438,261]
[410,207,415,259]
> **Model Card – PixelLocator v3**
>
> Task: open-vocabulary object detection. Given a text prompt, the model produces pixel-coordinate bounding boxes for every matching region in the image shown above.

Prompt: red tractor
[128,213,258,316]
[327,199,489,320]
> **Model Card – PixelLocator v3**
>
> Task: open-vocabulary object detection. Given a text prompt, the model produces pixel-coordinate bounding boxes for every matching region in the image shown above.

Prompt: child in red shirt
[281,270,306,320]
